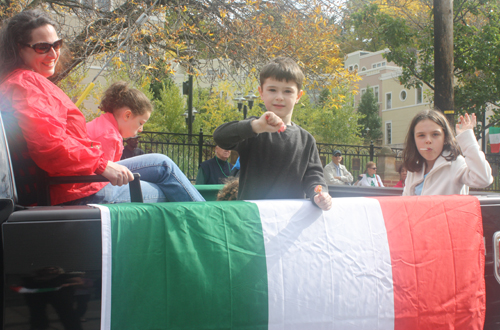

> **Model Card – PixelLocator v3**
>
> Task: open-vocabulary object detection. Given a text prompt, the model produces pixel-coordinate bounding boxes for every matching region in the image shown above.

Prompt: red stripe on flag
[374,195,485,330]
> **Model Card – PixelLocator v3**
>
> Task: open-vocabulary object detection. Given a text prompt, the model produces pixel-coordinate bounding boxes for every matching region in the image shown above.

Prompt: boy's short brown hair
[259,57,304,91]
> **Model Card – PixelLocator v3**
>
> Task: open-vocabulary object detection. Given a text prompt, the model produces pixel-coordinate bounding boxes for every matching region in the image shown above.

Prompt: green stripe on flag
[103,201,269,330]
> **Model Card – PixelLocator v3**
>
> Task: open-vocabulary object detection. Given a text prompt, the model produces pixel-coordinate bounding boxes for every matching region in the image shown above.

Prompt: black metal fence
[138,130,500,192]
[139,130,215,182]
[480,154,500,192]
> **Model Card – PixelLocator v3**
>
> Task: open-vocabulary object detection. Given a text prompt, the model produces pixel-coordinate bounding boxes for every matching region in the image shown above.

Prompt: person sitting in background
[394,164,407,188]
[323,150,353,185]
[355,162,384,187]
[195,145,233,184]
[121,136,145,160]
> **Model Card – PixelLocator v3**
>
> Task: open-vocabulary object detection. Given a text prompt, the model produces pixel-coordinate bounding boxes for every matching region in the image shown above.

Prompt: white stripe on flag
[254,198,394,330]
[490,133,500,144]
[90,204,112,330]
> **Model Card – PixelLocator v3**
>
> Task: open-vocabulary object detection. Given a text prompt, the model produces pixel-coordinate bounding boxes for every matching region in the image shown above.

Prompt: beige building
[345,49,432,148]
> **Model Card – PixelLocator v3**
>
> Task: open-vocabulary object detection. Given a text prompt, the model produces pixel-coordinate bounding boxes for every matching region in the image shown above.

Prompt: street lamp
[182,43,198,136]
[182,108,198,125]
[234,91,257,119]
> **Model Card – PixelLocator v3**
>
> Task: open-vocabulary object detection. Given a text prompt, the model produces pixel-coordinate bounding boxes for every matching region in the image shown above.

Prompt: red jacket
[86,112,123,162]
[0,69,108,205]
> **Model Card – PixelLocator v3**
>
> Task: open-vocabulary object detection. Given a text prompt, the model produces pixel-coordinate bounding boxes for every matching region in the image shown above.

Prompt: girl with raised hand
[402,109,492,196]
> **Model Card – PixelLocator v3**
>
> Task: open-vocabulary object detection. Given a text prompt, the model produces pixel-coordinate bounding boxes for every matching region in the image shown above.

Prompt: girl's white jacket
[403,129,493,196]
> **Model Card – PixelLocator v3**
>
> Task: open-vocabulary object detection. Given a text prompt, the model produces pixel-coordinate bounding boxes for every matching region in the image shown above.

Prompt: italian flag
[489,126,500,153]
[94,195,485,330]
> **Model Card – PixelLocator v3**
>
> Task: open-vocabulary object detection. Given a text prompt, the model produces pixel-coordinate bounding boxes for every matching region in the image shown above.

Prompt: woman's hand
[456,113,476,135]
[101,161,135,186]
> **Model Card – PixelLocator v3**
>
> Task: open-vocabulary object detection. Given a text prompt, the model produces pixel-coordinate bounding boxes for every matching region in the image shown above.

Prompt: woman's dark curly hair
[217,177,239,201]
[402,109,461,173]
[99,81,153,116]
[0,9,64,82]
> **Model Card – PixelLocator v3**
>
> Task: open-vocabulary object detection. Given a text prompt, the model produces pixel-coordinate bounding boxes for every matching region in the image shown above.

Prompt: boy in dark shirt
[214,57,332,210]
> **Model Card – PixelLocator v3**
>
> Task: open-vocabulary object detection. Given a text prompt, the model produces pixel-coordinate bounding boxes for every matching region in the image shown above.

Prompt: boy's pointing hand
[251,112,286,134]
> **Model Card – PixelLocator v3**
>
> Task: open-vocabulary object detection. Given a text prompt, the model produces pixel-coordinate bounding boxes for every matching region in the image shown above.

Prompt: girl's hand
[456,113,476,135]
[251,112,286,134]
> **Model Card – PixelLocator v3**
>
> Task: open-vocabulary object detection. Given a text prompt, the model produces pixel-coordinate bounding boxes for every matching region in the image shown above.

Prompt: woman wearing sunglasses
[355,162,385,187]
[0,9,204,205]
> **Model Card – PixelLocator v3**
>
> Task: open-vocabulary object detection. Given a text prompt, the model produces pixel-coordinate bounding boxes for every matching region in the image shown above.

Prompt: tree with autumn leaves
[0,0,362,143]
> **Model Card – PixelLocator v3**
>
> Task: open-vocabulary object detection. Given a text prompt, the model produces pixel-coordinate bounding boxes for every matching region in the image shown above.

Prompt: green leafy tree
[357,87,382,143]
[147,82,186,133]
[344,0,500,131]
[293,89,363,145]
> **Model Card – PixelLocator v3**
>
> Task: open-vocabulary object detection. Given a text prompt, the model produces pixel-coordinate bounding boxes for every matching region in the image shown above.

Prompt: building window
[400,90,407,101]
[354,64,359,70]
[416,87,423,104]
[373,86,379,101]
[372,61,387,69]
[386,122,392,145]
[386,93,392,110]
[361,88,366,96]
[361,66,367,71]
[349,65,354,71]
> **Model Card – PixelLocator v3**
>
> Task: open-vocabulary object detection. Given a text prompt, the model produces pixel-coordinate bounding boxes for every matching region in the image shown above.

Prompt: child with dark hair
[394,164,407,188]
[402,109,492,195]
[214,57,332,211]
[216,177,239,201]
[87,81,152,162]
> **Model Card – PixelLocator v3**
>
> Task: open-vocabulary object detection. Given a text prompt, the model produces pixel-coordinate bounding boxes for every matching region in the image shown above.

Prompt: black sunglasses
[21,39,63,54]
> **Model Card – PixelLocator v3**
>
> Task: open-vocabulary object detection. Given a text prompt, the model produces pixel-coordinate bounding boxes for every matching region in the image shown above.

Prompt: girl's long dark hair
[402,109,461,173]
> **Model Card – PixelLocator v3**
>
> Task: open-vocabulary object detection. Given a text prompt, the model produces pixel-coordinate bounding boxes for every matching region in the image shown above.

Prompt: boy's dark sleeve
[302,139,328,203]
[213,117,258,150]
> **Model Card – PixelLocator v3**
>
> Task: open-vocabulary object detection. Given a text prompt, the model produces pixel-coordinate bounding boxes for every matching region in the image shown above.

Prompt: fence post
[198,128,203,165]
[369,140,374,161]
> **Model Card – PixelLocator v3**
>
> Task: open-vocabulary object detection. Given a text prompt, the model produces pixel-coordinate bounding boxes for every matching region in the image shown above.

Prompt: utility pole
[187,73,194,136]
[434,0,454,126]
[182,73,194,137]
